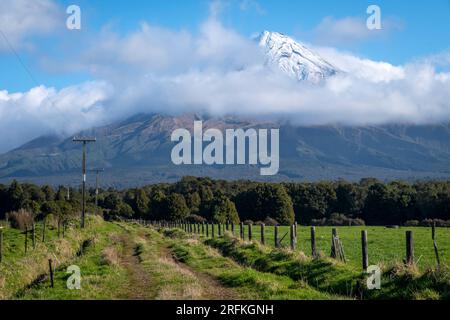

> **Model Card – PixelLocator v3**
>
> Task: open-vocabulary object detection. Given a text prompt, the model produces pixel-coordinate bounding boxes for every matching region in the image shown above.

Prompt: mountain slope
[258,31,338,83]
[1,113,450,187]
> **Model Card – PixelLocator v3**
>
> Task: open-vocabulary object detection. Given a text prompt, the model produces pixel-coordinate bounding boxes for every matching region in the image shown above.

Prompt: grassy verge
[160,228,344,300]
[202,232,450,300]
[17,220,130,300]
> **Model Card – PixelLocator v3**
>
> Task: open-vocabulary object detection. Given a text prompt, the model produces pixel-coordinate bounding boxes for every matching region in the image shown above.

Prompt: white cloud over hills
[0,0,449,152]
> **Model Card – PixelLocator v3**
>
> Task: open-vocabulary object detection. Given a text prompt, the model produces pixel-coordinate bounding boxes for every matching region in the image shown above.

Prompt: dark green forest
[1,177,450,226]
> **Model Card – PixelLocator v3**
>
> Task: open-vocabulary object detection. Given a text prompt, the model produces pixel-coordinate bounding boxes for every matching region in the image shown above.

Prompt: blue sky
[1,0,450,92]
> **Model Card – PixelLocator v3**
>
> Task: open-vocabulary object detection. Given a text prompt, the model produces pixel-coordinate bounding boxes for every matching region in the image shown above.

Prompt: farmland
[1,217,449,300]
[235,225,450,271]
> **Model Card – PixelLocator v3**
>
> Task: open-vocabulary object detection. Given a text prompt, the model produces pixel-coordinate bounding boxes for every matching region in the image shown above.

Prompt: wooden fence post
[202,222,205,235]
[311,227,317,258]
[361,230,368,271]
[294,222,298,237]
[432,222,441,268]
[24,227,28,255]
[48,259,54,288]
[248,223,253,241]
[32,223,36,249]
[290,224,296,251]
[226,220,229,232]
[331,228,337,258]
[240,223,244,240]
[406,231,414,265]
[231,223,235,236]
[206,222,209,237]
[212,223,215,238]
[0,228,3,263]
[42,218,46,243]
[274,225,279,248]
[260,223,265,245]
[218,223,222,237]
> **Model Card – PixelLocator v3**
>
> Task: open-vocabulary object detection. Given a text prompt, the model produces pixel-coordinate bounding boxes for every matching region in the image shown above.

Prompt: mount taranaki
[1,32,450,188]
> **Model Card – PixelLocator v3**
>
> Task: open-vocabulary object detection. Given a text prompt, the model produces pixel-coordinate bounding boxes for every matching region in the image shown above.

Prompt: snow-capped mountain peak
[258,31,338,83]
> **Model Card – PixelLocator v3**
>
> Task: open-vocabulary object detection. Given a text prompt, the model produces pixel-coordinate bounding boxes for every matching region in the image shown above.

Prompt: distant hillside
[1,113,450,188]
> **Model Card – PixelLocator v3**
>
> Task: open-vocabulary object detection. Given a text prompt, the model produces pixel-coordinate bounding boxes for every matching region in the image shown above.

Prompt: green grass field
[1,219,450,300]
[193,224,449,271]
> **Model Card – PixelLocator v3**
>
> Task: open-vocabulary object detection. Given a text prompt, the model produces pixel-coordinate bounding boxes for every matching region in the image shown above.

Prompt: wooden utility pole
[90,168,104,215]
[73,137,96,229]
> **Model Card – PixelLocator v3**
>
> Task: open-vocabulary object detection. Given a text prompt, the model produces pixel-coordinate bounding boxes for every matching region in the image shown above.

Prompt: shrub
[6,209,35,230]
[420,219,450,227]
[187,214,206,223]
[311,214,365,226]
[263,217,279,226]
[405,220,420,227]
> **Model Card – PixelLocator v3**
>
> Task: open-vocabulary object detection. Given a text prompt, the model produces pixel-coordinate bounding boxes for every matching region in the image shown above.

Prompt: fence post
[294,221,298,237]
[311,227,317,258]
[212,223,215,238]
[432,222,441,268]
[24,227,28,255]
[331,228,337,258]
[202,222,205,235]
[231,223,235,236]
[0,228,3,263]
[42,218,46,243]
[361,230,368,271]
[206,222,209,237]
[248,223,253,241]
[48,259,54,288]
[32,223,36,249]
[406,231,414,265]
[218,223,222,237]
[290,224,296,251]
[260,223,265,245]
[226,220,229,232]
[240,223,244,240]
[274,225,279,248]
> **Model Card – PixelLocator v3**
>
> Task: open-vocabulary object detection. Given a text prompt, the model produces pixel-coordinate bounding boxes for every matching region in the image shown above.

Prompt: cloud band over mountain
[0,0,450,152]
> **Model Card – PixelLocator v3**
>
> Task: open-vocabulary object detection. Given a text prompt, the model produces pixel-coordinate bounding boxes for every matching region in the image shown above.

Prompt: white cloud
[0,82,111,152]
[239,0,265,15]
[313,16,403,45]
[0,4,450,152]
[0,0,62,51]
[313,46,406,83]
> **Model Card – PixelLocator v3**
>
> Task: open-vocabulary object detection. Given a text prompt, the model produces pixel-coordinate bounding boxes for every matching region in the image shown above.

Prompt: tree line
[1,177,450,226]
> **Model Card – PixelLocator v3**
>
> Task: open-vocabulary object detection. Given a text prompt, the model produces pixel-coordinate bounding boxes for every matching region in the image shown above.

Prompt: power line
[0,29,39,87]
